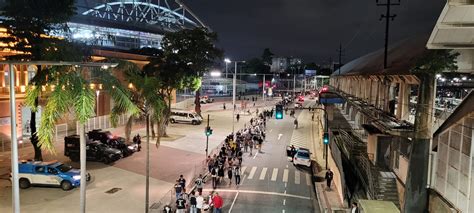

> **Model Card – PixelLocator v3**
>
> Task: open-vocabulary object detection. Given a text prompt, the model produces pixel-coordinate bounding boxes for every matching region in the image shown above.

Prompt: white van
[169,110,202,125]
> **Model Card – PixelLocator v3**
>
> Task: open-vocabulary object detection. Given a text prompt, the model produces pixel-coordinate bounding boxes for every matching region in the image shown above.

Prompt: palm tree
[25,65,139,213]
[116,61,166,213]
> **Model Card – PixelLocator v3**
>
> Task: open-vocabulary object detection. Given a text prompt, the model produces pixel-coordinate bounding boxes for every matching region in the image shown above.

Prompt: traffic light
[275,104,283,119]
[205,126,213,136]
[323,132,329,144]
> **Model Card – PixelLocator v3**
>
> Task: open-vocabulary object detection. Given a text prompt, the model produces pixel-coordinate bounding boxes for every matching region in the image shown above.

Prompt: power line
[376,0,400,69]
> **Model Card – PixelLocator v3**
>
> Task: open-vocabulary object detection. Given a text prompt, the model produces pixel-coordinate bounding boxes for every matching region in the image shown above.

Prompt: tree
[261,48,274,65]
[25,65,138,213]
[160,28,223,115]
[0,0,79,161]
[118,61,166,213]
[404,49,458,212]
[143,53,201,137]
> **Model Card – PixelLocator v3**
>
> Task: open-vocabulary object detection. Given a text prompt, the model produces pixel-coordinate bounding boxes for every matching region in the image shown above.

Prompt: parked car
[87,129,137,157]
[294,102,303,108]
[200,96,208,104]
[169,110,202,125]
[293,148,311,167]
[64,135,122,164]
[15,160,90,191]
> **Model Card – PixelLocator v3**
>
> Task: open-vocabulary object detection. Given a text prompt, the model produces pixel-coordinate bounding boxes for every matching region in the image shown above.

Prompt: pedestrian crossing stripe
[248,167,257,179]
[295,170,300,185]
[282,169,289,183]
[259,168,268,180]
[241,166,247,175]
[271,168,278,181]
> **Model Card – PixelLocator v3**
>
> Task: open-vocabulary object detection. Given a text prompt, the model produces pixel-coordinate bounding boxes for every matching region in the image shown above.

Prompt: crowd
[170,108,269,213]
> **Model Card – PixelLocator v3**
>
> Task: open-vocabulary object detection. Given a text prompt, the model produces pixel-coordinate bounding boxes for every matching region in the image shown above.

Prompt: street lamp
[224,58,231,78]
[210,70,221,77]
[227,60,245,142]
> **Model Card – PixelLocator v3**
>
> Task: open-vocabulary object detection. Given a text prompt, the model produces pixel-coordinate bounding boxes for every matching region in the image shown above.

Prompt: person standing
[175,194,186,213]
[325,168,334,190]
[234,166,241,185]
[189,191,197,213]
[236,113,240,122]
[249,139,253,156]
[227,167,233,185]
[212,192,224,213]
[196,192,204,213]
[223,103,226,110]
[211,166,217,189]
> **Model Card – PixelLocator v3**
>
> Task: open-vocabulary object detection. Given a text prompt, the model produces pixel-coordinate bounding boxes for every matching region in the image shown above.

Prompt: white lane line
[283,199,286,206]
[259,167,268,180]
[278,133,283,140]
[282,169,289,183]
[271,168,278,181]
[270,129,273,133]
[229,190,239,213]
[306,173,312,186]
[284,190,287,194]
[295,170,301,185]
[248,167,257,179]
[282,210,285,213]
[202,189,311,200]
[241,166,247,175]
[253,151,259,159]
[285,183,287,188]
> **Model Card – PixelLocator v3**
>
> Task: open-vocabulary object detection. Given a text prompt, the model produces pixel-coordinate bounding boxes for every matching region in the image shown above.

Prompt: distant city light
[435,74,441,78]
[462,76,467,81]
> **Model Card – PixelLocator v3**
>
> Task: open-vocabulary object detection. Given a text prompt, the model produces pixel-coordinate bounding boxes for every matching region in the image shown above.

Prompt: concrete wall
[328,145,345,203]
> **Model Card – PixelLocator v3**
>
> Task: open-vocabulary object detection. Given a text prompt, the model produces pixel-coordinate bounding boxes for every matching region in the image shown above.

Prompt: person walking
[234,166,241,185]
[218,164,225,185]
[227,167,233,185]
[236,113,240,122]
[175,194,186,213]
[325,168,334,190]
[211,166,217,189]
[243,139,249,153]
[178,175,186,193]
[223,103,226,110]
[189,191,197,213]
[249,140,254,156]
[294,119,298,129]
[195,174,204,194]
[212,192,224,213]
[196,192,204,213]
[174,181,182,200]
[207,156,214,173]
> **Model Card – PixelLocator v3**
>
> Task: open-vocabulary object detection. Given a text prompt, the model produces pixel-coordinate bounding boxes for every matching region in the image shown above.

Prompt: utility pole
[337,43,344,75]
[205,114,210,158]
[376,0,400,69]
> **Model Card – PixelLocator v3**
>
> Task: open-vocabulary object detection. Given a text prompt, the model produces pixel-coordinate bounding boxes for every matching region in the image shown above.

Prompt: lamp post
[96,90,100,116]
[224,58,231,79]
[230,60,245,142]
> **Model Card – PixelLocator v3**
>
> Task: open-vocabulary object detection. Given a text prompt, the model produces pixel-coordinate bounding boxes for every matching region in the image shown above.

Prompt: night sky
[185,0,446,64]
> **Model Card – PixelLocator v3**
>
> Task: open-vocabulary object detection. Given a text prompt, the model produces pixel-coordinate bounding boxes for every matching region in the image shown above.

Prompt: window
[47,167,58,175]
[35,166,45,173]
[189,114,194,118]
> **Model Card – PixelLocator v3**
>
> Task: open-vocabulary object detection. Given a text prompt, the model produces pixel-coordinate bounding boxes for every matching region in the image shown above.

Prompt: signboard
[305,69,317,76]
[21,106,42,137]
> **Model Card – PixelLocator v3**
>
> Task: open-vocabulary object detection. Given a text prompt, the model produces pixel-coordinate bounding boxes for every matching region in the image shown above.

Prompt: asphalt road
[204,100,319,213]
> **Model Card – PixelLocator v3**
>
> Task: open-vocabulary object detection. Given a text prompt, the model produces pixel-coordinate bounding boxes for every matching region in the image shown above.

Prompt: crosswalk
[240,166,312,186]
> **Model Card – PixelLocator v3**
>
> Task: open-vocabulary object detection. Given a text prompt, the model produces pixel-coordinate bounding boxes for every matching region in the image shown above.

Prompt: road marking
[229,190,239,213]
[257,167,267,180]
[270,129,273,133]
[278,134,283,140]
[248,167,257,179]
[285,183,287,188]
[286,165,288,168]
[295,170,300,185]
[282,210,285,213]
[253,151,259,159]
[306,173,312,186]
[241,166,247,175]
[283,199,286,206]
[202,189,311,200]
[271,168,278,181]
[282,169,289,183]
[284,190,287,194]
[241,174,248,185]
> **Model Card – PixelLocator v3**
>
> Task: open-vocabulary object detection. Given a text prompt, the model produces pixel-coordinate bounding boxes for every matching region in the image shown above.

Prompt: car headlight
[128,145,135,150]
[73,175,81,180]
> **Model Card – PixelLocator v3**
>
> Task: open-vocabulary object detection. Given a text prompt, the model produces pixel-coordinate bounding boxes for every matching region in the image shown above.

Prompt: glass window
[189,114,194,118]
[35,166,45,173]
[47,167,58,175]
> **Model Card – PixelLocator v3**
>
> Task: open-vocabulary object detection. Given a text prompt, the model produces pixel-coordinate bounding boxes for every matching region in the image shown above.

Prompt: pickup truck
[64,135,123,164]
[87,129,137,157]
[16,160,90,191]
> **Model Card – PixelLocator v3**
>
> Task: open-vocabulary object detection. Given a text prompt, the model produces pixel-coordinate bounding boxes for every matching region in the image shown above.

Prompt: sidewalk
[306,109,346,212]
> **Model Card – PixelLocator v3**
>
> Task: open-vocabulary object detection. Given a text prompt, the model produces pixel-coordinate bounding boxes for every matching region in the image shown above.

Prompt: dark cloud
[185,0,445,63]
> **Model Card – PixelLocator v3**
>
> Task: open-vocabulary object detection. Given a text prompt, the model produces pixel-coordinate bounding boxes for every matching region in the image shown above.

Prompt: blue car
[15,160,91,191]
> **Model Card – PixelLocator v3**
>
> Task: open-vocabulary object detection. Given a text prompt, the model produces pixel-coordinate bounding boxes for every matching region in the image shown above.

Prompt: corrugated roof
[333,35,430,76]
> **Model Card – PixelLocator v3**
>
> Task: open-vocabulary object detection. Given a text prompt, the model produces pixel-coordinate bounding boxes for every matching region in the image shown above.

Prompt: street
[202,100,319,213]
